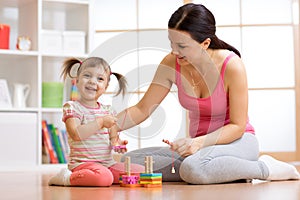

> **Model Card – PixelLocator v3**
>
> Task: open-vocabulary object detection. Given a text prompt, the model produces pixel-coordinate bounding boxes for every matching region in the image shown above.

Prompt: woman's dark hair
[61,57,127,96]
[168,3,241,57]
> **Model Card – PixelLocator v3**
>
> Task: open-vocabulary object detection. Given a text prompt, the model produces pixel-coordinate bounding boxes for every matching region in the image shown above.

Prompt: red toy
[162,139,173,145]
[112,145,127,151]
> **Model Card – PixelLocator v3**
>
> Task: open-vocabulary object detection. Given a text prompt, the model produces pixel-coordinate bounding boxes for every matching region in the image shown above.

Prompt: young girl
[48,57,144,186]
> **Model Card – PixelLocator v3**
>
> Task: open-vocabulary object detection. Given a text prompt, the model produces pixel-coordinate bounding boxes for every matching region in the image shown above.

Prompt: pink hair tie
[110,72,113,75]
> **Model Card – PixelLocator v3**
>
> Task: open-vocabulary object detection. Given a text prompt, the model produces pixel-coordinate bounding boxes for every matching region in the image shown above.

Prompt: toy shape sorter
[120,156,162,188]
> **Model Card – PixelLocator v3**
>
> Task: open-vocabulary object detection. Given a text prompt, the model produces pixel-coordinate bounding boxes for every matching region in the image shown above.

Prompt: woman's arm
[112,54,176,134]
[109,81,171,152]
[206,55,249,145]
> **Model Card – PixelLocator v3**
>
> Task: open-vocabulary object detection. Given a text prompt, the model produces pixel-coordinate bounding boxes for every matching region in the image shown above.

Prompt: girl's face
[168,29,207,66]
[76,66,109,105]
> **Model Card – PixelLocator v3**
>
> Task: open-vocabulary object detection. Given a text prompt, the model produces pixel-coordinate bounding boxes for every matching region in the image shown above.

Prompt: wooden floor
[1,167,300,200]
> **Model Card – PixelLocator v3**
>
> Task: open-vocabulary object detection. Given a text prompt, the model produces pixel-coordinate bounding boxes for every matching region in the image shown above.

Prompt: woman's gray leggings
[121,133,269,184]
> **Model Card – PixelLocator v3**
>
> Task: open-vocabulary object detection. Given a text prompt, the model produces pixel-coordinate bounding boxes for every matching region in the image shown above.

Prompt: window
[194,0,299,156]
[93,0,300,159]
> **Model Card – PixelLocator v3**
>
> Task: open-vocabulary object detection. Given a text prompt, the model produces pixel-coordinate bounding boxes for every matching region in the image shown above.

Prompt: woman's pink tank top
[175,53,255,138]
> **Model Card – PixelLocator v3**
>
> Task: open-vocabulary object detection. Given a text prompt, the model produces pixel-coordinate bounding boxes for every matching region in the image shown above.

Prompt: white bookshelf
[0,0,93,170]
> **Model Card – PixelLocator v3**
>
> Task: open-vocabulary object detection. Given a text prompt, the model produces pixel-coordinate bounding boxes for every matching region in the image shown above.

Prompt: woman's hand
[171,137,203,157]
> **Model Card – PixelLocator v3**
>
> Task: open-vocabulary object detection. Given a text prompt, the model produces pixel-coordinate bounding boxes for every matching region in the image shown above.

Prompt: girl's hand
[171,137,203,157]
[100,115,117,128]
[109,125,127,153]
[111,138,128,154]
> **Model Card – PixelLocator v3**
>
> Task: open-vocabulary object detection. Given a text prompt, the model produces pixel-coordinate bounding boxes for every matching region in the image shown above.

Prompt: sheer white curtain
[92,0,186,150]
[194,0,296,152]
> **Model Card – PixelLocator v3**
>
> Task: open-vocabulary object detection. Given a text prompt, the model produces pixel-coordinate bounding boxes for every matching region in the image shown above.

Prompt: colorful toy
[119,141,175,188]
[119,156,163,188]
[70,79,78,101]
[112,145,127,151]
[162,139,173,145]
[120,156,141,187]
[140,156,162,187]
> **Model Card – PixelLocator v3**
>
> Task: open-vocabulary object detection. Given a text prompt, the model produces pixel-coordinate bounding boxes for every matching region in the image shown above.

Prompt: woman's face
[76,66,109,104]
[168,29,207,66]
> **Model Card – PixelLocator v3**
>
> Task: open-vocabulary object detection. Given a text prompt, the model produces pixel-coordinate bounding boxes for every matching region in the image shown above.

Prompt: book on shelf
[48,124,66,163]
[42,139,51,164]
[42,120,69,164]
[56,128,69,162]
[41,120,58,164]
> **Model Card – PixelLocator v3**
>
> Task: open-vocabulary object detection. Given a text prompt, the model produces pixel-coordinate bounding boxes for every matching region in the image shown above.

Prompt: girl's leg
[109,162,145,184]
[48,168,72,186]
[70,162,114,186]
[179,133,299,184]
[121,147,184,181]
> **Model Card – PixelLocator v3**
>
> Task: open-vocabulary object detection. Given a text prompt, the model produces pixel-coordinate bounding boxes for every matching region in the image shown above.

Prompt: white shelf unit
[0,0,93,170]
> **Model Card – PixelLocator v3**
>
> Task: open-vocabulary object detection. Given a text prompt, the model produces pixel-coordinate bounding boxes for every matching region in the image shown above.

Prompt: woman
[111,3,299,184]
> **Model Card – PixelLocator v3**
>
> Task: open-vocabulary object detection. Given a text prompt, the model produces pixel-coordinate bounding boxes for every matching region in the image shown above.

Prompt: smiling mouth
[85,86,97,91]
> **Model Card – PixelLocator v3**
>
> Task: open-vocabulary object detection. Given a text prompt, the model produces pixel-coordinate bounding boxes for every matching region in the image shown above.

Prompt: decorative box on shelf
[41,30,63,54]
[62,31,86,55]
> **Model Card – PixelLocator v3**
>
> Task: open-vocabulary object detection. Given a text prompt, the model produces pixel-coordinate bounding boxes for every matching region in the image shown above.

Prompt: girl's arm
[65,115,116,141]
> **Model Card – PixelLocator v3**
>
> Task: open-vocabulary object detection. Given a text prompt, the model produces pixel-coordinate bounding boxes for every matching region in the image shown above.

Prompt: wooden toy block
[120,156,142,187]
[119,172,140,184]
[140,173,162,184]
[112,145,127,151]
[140,157,163,187]
[122,175,139,184]
[144,156,154,174]
[140,173,162,177]
[119,156,163,188]
[140,181,162,185]
[140,179,162,184]
[120,183,141,188]
[142,183,162,188]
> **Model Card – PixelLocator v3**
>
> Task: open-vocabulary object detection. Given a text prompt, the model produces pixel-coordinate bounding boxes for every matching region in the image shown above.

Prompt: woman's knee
[179,158,212,184]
